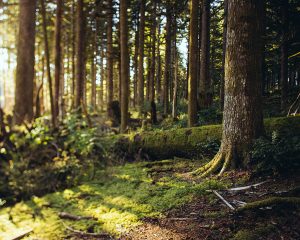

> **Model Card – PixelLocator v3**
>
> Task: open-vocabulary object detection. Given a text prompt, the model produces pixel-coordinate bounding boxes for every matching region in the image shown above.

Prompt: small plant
[251,132,300,175]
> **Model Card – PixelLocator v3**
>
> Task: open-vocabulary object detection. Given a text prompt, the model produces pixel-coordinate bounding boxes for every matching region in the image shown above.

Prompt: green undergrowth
[0,159,227,239]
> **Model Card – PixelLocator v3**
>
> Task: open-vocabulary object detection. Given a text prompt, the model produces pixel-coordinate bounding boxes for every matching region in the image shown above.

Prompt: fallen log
[59,212,95,221]
[63,222,110,238]
[237,197,300,213]
[10,229,33,240]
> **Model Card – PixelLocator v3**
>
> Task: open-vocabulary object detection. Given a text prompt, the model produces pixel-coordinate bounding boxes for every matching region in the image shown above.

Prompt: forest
[0,0,300,239]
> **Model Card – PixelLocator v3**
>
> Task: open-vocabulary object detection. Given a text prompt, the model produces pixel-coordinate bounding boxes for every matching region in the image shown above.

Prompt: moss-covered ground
[0,159,227,239]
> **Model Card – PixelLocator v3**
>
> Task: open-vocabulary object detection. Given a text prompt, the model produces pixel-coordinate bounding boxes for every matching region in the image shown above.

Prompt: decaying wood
[227,181,268,191]
[237,197,300,213]
[59,212,95,221]
[10,229,33,240]
[63,222,110,238]
[212,190,235,210]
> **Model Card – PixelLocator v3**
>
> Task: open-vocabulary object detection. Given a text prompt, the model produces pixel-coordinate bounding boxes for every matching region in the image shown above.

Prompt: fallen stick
[227,181,268,191]
[212,190,235,210]
[10,229,33,240]
[59,212,95,221]
[63,222,110,238]
[166,217,198,221]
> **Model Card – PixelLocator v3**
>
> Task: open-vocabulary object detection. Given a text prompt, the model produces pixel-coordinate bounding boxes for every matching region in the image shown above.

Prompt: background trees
[0,0,297,130]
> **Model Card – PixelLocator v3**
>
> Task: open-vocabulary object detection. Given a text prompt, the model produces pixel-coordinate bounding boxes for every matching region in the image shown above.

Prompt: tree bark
[188,0,199,127]
[14,0,37,125]
[75,0,85,109]
[280,0,289,111]
[163,7,172,116]
[137,0,145,113]
[199,0,211,108]
[120,0,130,133]
[54,0,63,122]
[195,0,264,177]
[220,0,228,110]
[40,0,55,127]
[107,0,114,110]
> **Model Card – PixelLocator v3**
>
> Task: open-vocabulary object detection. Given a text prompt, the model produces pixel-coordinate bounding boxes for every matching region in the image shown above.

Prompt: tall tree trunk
[71,0,76,108]
[220,0,228,110]
[107,0,114,109]
[156,16,162,103]
[133,19,139,108]
[120,0,129,133]
[54,0,63,123]
[14,0,37,125]
[75,0,85,109]
[188,0,199,127]
[100,43,105,111]
[163,7,172,116]
[91,32,97,110]
[40,0,55,127]
[138,0,145,113]
[172,48,178,120]
[280,0,289,111]
[195,0,264,177]
[199,0,211,108]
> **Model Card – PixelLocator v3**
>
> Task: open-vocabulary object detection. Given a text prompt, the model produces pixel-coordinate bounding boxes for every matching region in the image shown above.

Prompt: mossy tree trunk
[195,0,264,177]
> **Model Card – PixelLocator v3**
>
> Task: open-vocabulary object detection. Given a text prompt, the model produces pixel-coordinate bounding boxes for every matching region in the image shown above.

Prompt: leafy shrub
[251,132,300,175]
[0,114,104,203]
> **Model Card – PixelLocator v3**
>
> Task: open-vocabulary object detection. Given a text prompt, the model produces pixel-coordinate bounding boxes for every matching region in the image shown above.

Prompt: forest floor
[0,158,299,240]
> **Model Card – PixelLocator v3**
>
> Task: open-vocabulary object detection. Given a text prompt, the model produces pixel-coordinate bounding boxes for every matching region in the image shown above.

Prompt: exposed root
[194,147,234,177]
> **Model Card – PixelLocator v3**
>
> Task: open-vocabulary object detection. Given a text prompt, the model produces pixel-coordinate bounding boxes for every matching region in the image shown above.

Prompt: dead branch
[287,91,300,116]
[58,212,95,221]
[212,190,235,210]
[227,181,268,191]
[62,222,110,238]
[10,229,33,240]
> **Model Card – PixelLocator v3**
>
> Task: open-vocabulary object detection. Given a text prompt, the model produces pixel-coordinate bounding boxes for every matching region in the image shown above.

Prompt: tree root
[237,197,300,213]
[193,148,233,177]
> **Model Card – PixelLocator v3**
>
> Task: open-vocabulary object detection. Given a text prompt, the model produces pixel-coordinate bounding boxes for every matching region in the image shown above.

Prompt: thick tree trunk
[195,0,264,177]
[137,0,145,113]
[188,0,199,127]
[280,0,289,111]
[75,0,85,109]
[156,17,162,103]
[14,0,37,125]
[199,0,211,108]
[120,0,129,133]
[54,0,63,122]
[163,7,172,116]
[220,0,228,110]
[133,19,139,108]
[40,0,55,127]
[107,0,114,109]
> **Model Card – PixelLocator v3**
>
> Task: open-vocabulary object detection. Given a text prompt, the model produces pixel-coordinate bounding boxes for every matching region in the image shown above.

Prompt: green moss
[0,159,226,239]
[232,225,276,240]
[113,116,300,160]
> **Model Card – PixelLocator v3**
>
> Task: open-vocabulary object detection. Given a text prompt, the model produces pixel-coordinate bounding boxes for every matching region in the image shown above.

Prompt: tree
[107,0,114,109]
[40,0,55,127]
[220,0,228,110]
[195,0,264,177]
[280,0,289,111]
[188,0,199,127]
[137,0,145,114]
[199,0,211,108]
[120,0,130,133]
[54,0,64,121]
[14,0,37,125]
[163,6,172,116]
[75,0,85,109]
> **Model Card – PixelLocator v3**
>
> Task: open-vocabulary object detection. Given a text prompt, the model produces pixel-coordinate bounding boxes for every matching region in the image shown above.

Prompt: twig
[287,91,300,116]
[10,229,33,240]
[227,181,268,191]
[166,217,198,221]
[212,190,235,210]
[59,212,95,221]
[62,222,110,238]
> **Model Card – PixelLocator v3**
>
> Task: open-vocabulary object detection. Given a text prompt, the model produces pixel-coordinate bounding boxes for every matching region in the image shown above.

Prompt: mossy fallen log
[237,197,300,212]
[108,116,300,160]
